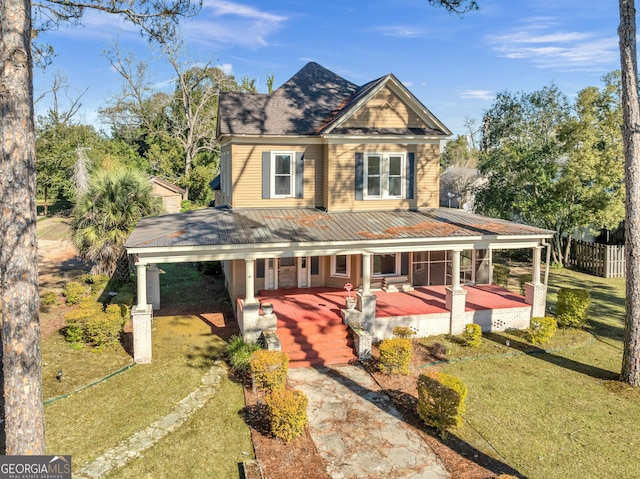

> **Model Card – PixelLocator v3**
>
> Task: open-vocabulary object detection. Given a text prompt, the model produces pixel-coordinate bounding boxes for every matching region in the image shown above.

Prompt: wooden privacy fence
[568,240,626,278]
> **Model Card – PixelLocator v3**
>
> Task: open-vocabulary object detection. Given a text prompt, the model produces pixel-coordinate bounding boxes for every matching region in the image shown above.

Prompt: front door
[278,258,297,288]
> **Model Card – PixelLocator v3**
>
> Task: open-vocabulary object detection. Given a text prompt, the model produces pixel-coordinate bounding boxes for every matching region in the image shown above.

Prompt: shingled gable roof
[217,62,450,137]
[218,62,358,136]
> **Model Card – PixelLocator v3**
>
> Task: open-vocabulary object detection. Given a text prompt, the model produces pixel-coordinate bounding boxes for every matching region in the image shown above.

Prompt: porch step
[277,319,356,368]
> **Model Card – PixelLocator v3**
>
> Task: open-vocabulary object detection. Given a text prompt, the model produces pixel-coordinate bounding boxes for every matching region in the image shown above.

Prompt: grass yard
[441,268,639,479]
[44,263,252,478]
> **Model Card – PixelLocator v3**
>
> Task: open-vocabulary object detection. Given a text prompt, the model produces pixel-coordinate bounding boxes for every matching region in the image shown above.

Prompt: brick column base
[132,305,153,364]
[446,287,468,335]
[525,282,547,318]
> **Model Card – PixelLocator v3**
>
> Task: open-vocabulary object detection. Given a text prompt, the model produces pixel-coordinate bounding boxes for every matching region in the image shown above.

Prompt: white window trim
[331,255,351,278]
[364,152,405,199]
[371,253,401,277]
[271,151,295,198]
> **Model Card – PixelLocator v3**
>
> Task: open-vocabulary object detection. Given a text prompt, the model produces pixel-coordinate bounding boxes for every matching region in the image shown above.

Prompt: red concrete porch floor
[255,284,527,324]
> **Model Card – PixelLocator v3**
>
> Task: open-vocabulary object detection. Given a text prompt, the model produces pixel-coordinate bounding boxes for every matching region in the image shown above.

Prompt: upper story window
[363,152,406,199]
[272,152,294,197]
[262,151,304,200]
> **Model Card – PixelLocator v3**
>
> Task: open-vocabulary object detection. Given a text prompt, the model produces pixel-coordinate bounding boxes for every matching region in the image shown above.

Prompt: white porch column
[532,245,543,285]
[451,249,462,290]
[133,262,152,363]
[146,263,160,310]
[245,258,257,304]
[362,253,372,296]
[136,263,148,307]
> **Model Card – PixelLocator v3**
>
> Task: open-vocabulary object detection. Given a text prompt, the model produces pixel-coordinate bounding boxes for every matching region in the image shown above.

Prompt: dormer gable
[321,74,451,137]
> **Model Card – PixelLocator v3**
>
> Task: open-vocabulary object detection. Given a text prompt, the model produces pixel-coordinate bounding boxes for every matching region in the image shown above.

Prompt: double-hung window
[365,153,405,199]
[272,152,294,197]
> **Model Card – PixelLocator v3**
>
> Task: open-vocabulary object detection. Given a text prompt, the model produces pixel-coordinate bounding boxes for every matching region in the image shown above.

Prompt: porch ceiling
[125,207,553,264]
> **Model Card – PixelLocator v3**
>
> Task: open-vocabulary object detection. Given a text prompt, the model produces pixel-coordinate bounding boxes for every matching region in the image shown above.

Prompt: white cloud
[186,0,289,48]
[488,17,618,71]
[219,63,233,75]
[375,25,425,38]
[459,89,494,100]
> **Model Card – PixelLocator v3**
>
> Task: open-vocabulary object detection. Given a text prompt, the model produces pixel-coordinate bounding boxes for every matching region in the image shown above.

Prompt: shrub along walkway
[74,361,228,479]
[288,365,449,479]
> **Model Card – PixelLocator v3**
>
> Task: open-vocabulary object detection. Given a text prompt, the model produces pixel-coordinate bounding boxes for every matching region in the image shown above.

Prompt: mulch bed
[238,341,522,479]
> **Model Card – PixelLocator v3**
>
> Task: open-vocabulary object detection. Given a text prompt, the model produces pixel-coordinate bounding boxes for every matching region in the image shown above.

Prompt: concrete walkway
[74,361,227,479]
[288,365,449,479]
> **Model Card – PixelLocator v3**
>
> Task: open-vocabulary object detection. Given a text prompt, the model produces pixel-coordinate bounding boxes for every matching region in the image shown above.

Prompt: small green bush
[392,326,416,339]
[417,371,468,433]
[493,264,510,288]
[462,323,482,348]
[379,338,412,375]
[40,291,58,307]
[180,200,193,212]
[80,274,110,295]
[529,316,557,345]
[556,288,591,328]
[519,273,532,294]
[266,389,308,443]
[64,299,126,349]
[249,349,289,392]
[63,281,87,305]
[227,335,262,372]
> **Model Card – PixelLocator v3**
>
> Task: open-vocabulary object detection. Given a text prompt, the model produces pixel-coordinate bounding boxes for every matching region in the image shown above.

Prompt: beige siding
[326,142,440,212]
[230,143,322,208]
[341,86,424,130]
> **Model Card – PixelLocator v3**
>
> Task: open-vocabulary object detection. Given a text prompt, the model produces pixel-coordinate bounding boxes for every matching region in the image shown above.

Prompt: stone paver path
[288,365,449,479]
[75,361,227,479]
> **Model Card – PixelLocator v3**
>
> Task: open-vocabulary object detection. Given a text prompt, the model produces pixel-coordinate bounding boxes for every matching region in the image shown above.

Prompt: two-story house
[125,62,553,365]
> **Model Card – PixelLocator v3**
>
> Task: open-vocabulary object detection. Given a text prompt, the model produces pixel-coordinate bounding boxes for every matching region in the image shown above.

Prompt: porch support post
[132,262,153,364]
[146,263,160,310]
[362,253,372,296]
[135,263,148,308]
[446,249,468,335]
[525,245,547,318]
[240,258,261,343]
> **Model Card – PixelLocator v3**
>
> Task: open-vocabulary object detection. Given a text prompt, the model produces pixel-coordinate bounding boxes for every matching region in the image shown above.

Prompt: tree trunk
[619,0,640,387]
[43,185,48,217]
[0,0,46,453]
[563,235,572,267]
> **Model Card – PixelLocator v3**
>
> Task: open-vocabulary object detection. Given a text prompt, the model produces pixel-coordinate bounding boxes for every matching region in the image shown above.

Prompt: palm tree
[71,168,161,278]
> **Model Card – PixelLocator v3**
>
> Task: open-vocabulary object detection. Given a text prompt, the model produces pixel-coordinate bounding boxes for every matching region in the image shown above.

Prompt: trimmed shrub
[493,264,510,288]
[111,292,134,318]
[392,326,416,339]
[519,273,532,295]
[63,281,87,305]
[249,349,289,392]
[64,299,126,349]
[379,338,412,375]
[462,323,482,348]
[529,316,557,345]
[556,288,591,328]
[40,291,58,307]
[266,389,308,443]
[80,274,110,295]
[226,335,262,372]
[417,371,468,433]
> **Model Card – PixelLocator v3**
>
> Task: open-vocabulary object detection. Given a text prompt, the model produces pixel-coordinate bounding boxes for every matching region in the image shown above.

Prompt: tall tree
[619,0,640,386]
[0,0,199,454]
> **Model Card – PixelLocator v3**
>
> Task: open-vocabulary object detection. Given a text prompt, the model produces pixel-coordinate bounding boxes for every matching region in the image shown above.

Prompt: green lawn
[442,268,639,479]
[44,264,252,478]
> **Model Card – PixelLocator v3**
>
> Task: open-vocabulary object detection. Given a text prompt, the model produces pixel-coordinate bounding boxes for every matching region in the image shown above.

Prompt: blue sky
[35,0,622,136]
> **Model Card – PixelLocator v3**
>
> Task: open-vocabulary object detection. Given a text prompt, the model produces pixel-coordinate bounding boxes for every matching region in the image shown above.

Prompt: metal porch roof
[125,207,553,251]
